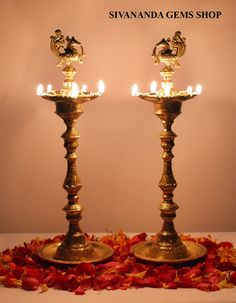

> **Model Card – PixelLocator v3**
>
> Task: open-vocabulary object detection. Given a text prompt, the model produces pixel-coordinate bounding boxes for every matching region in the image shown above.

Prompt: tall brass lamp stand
[132,31,207,263]
[37,30,113,264]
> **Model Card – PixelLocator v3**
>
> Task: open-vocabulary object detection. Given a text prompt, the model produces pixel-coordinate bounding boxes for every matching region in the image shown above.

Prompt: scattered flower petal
[22,277,40,291]
[0,232,235,295]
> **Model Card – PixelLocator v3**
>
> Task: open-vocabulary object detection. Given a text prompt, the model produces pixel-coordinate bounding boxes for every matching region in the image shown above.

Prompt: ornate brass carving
[53,101,94,261]
[38,241,114,265]
[133,32,207,262]
[151,101,188,260]
[50,29,84,67]
[152,31,186,68]
[37,30,113,263]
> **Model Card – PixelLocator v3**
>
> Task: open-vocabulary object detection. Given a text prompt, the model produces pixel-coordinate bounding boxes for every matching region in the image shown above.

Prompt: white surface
[0,232,236,303]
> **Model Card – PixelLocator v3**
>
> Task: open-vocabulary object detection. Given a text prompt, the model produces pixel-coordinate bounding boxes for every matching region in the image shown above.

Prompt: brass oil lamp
[37,30,113,264]
[131,31,206,263]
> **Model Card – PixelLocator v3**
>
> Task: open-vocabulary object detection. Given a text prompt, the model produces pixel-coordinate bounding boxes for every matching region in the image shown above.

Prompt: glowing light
[150,80,157,93]
[187,86,193,95]
[164,82,171,97]
[82,84,87,92]
[70,82,79,98]
[47,84,52,92]
[131,84,139,96]
[98,80,105,94]
[37,84,44,96]
[196,84,202,95]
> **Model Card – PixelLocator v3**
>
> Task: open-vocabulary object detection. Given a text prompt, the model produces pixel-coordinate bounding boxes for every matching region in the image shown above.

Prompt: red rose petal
[74,285,86,295]
[176,279,194,288]
[163,282,178,289]
[53,275,68,290]
[4,273,21,288]
[0,263,8,276]
[93,273,122,290]
[12,266,24,280]
[75,263,96,276]
[130,233,147,246]
[196,282,211,291]
[22,277,39,291]
[132,276,160,288]
[219,241,233,249]
[230,272,236,285]
[65,274,80,292]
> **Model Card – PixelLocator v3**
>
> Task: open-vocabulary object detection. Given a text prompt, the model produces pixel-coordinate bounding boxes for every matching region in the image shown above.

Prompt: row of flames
[37,81,202,98]
[37,80,105,98]
[131,81,202,97]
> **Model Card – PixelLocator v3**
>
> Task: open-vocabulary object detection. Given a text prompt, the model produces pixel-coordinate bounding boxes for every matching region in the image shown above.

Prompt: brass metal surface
[38,30,113,263]
[133,240,207,263]
[133,32,206,263]
[152,31,186,68]
[50,29,85,67]
[37,241,113,265]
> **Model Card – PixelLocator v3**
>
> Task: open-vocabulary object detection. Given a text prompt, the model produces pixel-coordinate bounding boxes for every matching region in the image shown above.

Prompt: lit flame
[98,80,105,94]
[47,84,52,93]
[187,86,193,95]
[164,82,171,97]
[82,84,87,92]
[131,84,138,96]
[37,84,44,96]
[196,84,202,95]
[70,82,79,98]
[150,80,157,93]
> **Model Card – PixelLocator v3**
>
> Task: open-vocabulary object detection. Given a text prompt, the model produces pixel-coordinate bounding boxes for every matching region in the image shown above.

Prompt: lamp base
[132,240,207,263]
[37,241,113,264]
